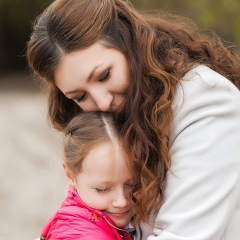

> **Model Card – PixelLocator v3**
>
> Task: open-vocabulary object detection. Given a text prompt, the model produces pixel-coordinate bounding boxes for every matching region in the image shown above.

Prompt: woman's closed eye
[99,69,111,82]
[75,92,87,103]
[73,69,111,103]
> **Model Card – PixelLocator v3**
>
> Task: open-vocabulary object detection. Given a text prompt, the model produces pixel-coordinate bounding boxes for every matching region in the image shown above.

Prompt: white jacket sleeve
[141,66,240,240]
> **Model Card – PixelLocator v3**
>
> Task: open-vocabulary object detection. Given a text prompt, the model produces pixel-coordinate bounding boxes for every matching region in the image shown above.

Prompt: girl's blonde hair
[64,112,120,176]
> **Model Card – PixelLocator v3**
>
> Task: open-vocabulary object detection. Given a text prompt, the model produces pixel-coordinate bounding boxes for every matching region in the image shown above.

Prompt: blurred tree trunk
[0,0,49,72]
[131,0,240,46]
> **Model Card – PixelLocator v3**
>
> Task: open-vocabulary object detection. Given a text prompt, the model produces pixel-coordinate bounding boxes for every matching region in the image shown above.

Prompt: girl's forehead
[80,142,133,179]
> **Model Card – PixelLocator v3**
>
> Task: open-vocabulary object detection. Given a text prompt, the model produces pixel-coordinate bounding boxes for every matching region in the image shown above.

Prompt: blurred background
[0,0,239,239]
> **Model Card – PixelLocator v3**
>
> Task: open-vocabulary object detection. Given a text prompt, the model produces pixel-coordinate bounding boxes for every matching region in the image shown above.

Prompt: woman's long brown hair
[26,0,240,224]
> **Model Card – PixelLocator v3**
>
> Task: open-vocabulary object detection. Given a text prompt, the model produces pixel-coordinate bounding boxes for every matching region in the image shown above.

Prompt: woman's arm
[146,66,240,240]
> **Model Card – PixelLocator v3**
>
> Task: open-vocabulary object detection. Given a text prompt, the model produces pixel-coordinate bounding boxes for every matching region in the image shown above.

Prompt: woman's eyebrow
[87,64,102,82]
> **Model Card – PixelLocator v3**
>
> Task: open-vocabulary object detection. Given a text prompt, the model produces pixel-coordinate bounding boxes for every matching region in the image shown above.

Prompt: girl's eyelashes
[99,69,111,82]
[95,187,111,193]
[75,92,87,103]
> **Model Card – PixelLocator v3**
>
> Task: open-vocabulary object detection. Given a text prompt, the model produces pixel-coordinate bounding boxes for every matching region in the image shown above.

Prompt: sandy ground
[0,73,68,240]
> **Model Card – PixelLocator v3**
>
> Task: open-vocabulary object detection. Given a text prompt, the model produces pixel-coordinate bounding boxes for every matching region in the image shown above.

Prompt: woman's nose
[90,89,113,112]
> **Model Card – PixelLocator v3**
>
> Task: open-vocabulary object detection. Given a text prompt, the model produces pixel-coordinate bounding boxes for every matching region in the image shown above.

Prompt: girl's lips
[106,210,131,218]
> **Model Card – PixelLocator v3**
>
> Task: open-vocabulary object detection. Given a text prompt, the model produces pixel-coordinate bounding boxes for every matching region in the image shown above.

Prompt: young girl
[27,0,240,239]
[40,112,136,240]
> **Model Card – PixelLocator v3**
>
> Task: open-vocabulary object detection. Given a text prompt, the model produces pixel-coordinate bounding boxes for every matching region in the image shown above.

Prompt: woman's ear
[62,162,75,187]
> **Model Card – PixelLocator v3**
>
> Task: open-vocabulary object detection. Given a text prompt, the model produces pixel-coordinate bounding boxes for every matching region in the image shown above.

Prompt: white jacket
[136,65,240,240]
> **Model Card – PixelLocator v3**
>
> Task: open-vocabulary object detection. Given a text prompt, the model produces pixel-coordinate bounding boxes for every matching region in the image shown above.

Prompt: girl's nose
[112,190,128,208]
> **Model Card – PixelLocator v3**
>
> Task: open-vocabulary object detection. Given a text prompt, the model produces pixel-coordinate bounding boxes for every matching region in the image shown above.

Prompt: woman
[27,0,240,239]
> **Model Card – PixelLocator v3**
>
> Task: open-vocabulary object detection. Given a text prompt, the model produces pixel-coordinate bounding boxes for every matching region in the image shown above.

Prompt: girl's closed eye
[99,69,111,82]
[95,187,111,193]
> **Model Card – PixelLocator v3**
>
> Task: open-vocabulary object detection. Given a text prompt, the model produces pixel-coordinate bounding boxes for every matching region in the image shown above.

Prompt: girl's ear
[62,162,75,187]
